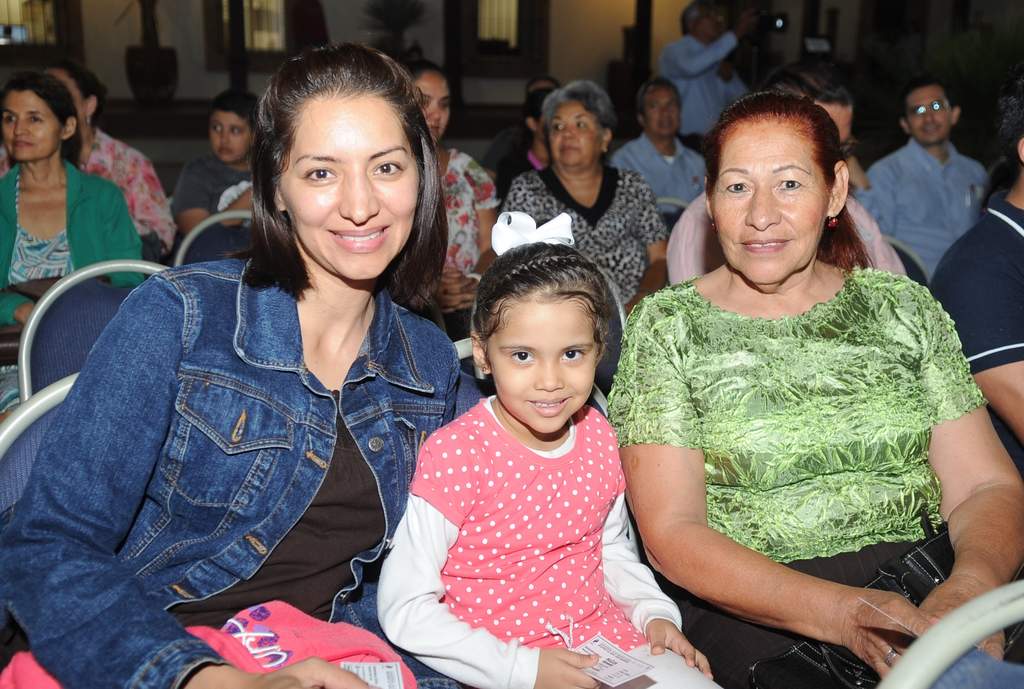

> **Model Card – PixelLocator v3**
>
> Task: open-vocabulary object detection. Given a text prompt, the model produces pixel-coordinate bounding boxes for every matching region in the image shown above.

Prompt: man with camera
[658,1,759,137]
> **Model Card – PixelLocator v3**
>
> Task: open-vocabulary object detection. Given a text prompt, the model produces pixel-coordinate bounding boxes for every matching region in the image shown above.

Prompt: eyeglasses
[907,99,949,118]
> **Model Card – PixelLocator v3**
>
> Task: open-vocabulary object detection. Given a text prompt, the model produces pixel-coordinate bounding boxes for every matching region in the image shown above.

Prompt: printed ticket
[575,633,654,687]
[339,661,404,689]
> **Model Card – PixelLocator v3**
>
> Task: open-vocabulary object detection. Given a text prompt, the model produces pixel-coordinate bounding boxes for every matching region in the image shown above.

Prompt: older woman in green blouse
[608,92,1024,689]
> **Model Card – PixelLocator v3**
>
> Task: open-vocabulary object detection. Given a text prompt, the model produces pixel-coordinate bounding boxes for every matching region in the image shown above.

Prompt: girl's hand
[185,659,370,689]
[534,648,599,689]
[645,618,712,678]
[834,587,934,676]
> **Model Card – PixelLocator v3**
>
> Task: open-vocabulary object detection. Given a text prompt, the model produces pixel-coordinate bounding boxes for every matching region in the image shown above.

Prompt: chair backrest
[453,337,608,417]
[172,209,252,267]
[656,196,688,232]
[18,260,166,401]
[883,235,930,287]
[0,373,76,519]
[877,578,1024,689]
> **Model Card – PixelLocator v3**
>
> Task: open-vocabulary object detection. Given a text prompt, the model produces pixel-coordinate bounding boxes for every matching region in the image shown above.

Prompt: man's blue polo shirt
[860,138,987,275]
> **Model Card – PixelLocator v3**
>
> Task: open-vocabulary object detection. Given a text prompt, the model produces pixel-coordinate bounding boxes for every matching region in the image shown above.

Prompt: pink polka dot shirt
[410,401,648,651]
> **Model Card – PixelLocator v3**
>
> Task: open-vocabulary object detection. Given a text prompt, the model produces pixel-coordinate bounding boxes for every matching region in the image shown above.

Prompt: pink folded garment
[0,600,417,689]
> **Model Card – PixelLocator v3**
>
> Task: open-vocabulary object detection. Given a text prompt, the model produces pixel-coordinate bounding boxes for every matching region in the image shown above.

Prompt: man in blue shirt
[611,77,705,225]
[859,75,988,275]
[932,63,1024,476]
[658,1,757,137]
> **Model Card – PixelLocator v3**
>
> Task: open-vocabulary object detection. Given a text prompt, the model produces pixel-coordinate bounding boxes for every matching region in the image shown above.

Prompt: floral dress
[442,150,499,274]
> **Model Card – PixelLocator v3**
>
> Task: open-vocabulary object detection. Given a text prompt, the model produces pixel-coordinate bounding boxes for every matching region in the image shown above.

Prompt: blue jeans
[931,649,1024,689]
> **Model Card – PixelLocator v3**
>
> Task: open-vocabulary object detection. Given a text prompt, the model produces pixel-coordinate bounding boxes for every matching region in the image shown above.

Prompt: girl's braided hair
[472,243,611,355]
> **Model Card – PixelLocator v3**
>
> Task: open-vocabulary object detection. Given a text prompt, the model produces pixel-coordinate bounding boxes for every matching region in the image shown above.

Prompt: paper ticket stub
[339,661,404,689]
[575,634,654,687]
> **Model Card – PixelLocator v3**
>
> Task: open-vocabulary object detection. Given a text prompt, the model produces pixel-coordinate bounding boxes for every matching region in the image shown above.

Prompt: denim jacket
[0,260,460,689]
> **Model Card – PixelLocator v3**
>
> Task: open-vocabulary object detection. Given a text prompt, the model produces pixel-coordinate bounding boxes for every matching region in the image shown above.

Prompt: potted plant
[118,0,177,105]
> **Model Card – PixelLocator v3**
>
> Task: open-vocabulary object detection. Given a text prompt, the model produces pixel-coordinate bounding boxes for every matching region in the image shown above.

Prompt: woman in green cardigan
[0,71,141,410]
[0,71,141,328]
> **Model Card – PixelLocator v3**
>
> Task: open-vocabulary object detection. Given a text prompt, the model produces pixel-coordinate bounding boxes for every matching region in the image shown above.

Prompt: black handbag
[749,522,1003,689]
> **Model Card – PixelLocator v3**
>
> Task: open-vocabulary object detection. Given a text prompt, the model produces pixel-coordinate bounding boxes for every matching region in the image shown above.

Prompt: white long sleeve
[602,493,683,634]
[660,32,738,78]
[378,496,541,689]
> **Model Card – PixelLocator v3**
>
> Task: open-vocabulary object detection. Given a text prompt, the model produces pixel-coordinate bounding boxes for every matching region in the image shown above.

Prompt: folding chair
[172,209,252,266]
[878,579,1024,689]
[18,260,166,401]
[0,373,77,521]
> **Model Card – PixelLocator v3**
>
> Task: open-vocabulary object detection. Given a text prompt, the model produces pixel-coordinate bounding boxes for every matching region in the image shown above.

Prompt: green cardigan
[0,161,143,325]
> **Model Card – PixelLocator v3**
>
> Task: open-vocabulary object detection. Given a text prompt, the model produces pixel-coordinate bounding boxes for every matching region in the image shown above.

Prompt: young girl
[379,220,715,689]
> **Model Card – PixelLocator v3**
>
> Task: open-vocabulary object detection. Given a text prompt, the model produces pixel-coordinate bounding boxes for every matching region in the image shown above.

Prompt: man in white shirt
[611,77,705,222]
[859,76,988,275]
[658,0,758,136]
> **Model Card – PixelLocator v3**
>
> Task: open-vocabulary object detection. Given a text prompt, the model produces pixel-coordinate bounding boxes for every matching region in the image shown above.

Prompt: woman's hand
[921,571,1004,659]
[534,648,599,689]
[13,301,34,325]
[185,659,369,689]
[436,267,478,313]
[834,587,934,676]
[645,618,712,678]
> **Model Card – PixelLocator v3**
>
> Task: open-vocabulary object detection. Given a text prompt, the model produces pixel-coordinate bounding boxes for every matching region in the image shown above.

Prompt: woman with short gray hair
[503,79,668,310]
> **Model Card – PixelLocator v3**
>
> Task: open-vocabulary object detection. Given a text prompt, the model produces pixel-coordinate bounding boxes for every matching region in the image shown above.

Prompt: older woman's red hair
[703,91,870,272]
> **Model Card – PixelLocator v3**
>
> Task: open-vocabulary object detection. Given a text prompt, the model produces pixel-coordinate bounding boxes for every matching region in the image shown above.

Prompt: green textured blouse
[609,269,985,563]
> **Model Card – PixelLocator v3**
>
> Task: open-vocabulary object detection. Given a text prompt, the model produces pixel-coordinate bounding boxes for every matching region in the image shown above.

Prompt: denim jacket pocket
[392,402,447,487]
[169,373,295,507]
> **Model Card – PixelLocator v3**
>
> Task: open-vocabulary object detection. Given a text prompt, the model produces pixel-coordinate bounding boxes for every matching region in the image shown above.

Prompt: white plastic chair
[655,196,689,211]
[172,209,252,267]
[18,260,166,401]
[883,234,930,285]
[0,373,76,515]
[878,579,1024,689]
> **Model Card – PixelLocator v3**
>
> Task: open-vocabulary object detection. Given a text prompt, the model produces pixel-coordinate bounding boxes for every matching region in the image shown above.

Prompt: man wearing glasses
[860,75,987,276]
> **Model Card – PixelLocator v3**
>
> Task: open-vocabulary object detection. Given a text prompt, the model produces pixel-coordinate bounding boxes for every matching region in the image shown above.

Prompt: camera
[758,11,788,33]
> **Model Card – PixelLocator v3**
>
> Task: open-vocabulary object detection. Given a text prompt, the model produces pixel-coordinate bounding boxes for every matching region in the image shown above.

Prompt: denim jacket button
[368,437,384,452]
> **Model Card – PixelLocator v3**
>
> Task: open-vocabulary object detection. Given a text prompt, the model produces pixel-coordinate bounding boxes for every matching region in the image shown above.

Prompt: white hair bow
[491,211,575,256]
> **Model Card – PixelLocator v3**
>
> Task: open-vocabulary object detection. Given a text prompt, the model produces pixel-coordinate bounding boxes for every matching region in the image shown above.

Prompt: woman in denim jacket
[0,45,460,689]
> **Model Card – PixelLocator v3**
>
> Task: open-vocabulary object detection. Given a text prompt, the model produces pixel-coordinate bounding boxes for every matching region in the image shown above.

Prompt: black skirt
[675,540,915,689]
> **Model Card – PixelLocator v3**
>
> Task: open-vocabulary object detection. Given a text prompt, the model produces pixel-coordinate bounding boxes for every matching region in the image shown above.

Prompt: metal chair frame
[878,579,1024,689]
[0,373,76,514]
[17,260,166,401]
[882,234,931,284]
[172,209,252,267]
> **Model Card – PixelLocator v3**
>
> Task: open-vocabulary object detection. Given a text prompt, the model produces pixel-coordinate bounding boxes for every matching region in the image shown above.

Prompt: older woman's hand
[834,587,934,676]
[921,572,1004,659]
[437,267,478,313]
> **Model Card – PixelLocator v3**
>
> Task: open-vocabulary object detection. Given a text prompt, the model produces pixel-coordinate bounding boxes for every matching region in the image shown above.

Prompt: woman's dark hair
[1,71,80,164]
[404,59,446,82]
[211,89,259,127]
[245,43,445,308]
[47,58,107,124]
[703,91,869,272]
[523,87,553,121]
[472,243,611,357]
